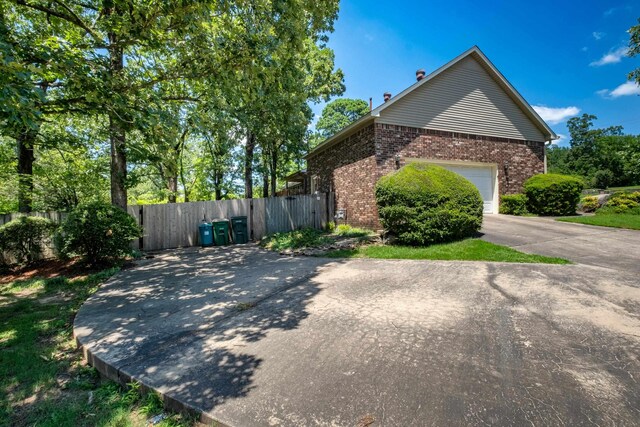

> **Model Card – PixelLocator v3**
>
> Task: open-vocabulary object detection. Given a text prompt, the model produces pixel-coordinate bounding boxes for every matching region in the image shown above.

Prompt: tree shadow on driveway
[74,245,343,416]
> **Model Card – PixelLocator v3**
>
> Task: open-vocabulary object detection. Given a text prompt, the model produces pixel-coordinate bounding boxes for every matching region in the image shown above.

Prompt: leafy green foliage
[580,196,600,213]
[324,239,570,264]
[57,202,141,264]
[592,169,614,189]
[311,98,369,147]
[628,18,640,84]
[375,163,483,245]
[523,174,584,216]
[547,115,640,188]
[1,0,344,210]
[333,224,372,237]
[598,191,640,214]
[499,194,529,216]
[0,268,194,426]
[260,228,331,251]
[0,216,56,265]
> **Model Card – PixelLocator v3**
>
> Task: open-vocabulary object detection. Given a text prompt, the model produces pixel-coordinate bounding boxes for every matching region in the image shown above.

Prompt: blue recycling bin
[198,222,213,247]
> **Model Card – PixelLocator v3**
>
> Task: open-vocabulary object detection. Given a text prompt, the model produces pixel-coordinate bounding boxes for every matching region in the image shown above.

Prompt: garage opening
[409,159,498,213]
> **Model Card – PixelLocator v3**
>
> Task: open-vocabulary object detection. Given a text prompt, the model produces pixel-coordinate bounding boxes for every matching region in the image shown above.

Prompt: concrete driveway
[481,214,640,273]
[75,239,640,426]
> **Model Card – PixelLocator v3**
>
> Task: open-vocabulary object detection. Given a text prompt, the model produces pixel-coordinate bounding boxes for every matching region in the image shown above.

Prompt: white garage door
[439,164,495,213]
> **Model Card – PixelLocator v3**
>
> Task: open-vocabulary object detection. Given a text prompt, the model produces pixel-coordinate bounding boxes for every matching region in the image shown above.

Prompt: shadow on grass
[0,269,121,425]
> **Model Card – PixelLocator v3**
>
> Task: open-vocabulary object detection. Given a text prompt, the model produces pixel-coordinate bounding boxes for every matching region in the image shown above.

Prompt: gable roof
[307,46,557,158]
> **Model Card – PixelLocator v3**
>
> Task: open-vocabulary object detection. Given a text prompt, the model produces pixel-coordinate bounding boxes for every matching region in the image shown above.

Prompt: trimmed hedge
[523,173,583,216]
[0,216,57,265]
[499,194,529,215]
[57,201,142,264]
[375,163,483,245]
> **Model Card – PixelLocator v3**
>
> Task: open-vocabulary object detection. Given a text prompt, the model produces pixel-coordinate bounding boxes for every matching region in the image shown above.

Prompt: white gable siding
[376,56,546,142]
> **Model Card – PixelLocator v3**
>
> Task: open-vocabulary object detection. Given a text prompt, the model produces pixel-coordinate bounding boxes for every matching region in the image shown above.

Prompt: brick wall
[308,122,545,230]
[375,124,544,195]
[307,124,379,228]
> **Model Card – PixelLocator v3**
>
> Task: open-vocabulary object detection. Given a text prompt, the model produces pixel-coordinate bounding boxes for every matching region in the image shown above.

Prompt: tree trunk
[109,114,127,210]
[270,149,277,197]
[167,176,178,203]
[17,128,37,213]
[244,131,255,198]
[262,174,269,198]
[262,154,269,198]
[107,16,127,210]
[214,170,223,200]
[179,162,190,202]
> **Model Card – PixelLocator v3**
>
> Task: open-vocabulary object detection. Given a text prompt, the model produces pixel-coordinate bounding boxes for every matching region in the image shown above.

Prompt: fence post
[325,192,330,227]
[138,205,144,250]
[249,199,254,241]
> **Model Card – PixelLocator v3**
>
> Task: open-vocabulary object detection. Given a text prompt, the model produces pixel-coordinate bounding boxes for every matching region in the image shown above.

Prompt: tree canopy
[0,0,345,213]
[547,114,639,188]
[628,17,640,84]
[315,98,370,139]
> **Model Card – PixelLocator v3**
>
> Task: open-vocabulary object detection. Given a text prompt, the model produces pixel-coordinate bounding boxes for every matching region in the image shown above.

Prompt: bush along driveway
[73,243,640,426]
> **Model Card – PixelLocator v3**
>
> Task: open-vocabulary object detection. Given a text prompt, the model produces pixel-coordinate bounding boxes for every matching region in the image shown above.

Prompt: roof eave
[305,114,376,159]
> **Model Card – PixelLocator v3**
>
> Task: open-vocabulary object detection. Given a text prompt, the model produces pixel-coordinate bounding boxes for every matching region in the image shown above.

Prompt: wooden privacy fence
[133,192,334,251]
[1,193,335,253]
[0,211,68,226]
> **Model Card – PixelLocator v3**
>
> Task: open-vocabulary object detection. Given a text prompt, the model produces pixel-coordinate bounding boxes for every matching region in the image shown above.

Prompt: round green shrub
[58,201,142,264]
[0,216,57,265]
[499,194,529,215]
[375,163,483,245]
[580,196,600,213]
[523,173,584,216]
[592,169,614,189]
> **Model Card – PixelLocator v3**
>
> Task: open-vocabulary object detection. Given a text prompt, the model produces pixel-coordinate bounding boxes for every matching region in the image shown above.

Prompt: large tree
[315,98,369,140]
[566,114,622,177]
[5,0,264,209]
[2,0,345,208]
[0,3,86,211]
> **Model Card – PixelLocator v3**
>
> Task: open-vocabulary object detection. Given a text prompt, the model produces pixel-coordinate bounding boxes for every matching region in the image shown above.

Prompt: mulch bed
[0,258,107,284]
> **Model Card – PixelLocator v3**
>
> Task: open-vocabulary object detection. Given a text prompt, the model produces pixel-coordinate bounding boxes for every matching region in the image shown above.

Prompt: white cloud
[598,81,640,98]
[603,8,616,17]
[550,134,567,146]
[592,31,605,40]
[581,46,588,52]
[590,46,629,66]
[532,105,581,125]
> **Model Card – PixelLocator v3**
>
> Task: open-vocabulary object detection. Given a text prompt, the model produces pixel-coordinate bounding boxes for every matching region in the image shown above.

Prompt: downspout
[543,136,560,174]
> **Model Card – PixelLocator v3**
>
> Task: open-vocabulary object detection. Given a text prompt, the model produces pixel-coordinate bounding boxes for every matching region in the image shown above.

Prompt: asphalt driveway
[75,237,640,426]
[481,214,640,273]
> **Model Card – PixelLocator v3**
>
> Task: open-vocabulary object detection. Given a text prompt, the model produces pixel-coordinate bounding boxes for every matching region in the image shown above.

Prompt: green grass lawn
[557,214,640,230]
[324,239,570,264]
[0,266,194,427]
[606,185,640,192]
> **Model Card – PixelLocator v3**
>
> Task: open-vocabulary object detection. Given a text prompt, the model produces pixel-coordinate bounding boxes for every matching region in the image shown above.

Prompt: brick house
[306,46,557,229]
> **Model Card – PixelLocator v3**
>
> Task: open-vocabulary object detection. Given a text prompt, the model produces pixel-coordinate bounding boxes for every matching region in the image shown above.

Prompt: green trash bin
[212,219,230,246]
[230,216,249,244]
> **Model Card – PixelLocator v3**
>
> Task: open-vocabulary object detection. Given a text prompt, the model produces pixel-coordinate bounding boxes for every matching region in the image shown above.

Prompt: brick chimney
[383,92,392,102]
[416,68,426,81]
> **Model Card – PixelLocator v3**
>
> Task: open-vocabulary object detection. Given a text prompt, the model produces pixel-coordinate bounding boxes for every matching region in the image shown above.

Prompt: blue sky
[312,1,640,146]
